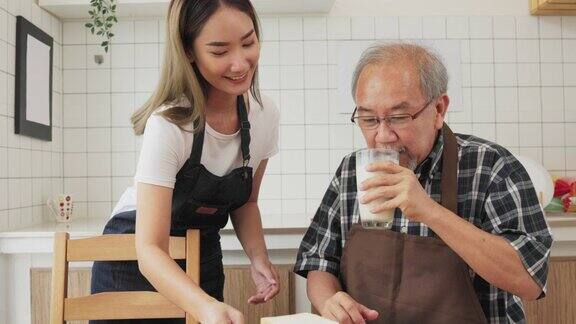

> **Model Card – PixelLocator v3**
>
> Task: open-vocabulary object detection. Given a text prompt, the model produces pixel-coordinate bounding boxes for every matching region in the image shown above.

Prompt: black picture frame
[15,15,53,141]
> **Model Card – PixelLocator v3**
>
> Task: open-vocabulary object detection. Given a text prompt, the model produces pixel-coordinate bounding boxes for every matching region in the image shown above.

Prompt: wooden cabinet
[523,257,576,324]
[223,265,294,321]
[31,264,294,324]
[531,0,576,15]
[31,268,91,324]
[30,258,576,323]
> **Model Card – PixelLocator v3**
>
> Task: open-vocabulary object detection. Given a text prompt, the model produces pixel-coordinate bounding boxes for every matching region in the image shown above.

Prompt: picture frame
[15,15,53,141]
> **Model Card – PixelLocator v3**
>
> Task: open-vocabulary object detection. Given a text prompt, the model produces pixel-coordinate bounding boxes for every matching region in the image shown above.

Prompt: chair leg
[186,229,201,324]
[50,232,69,324]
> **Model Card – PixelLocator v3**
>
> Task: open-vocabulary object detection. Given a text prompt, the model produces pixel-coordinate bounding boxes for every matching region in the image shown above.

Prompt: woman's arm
[230,159,269,261]
[230,159,280,303]
[135,182,243,322]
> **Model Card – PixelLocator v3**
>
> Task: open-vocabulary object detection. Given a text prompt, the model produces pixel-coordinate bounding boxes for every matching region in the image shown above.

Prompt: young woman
[90,1,280,323]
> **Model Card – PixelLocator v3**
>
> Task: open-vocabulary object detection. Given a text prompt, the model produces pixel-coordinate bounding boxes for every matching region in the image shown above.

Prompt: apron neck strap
[440,123,458,214]
[190,123,205,165]
[189,95,251,166]
[237,95,251,165]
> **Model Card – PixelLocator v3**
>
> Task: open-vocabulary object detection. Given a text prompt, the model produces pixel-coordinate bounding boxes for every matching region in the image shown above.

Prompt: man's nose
[374,121,398,144]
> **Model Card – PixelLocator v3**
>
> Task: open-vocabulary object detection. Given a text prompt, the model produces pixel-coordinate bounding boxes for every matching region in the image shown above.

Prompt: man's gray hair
[351,42,449,102]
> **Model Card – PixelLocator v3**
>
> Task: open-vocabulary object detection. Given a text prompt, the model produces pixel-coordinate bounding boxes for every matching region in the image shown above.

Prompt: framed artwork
[15,15,53,141]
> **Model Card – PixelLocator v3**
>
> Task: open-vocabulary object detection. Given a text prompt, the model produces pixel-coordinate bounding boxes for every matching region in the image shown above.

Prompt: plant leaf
[87,0,117,49]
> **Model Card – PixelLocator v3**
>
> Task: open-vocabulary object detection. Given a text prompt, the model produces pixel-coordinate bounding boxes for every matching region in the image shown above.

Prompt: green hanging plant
[84,0,117,52]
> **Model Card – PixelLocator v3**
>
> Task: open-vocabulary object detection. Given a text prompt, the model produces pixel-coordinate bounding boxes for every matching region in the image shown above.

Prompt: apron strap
[440,123,458,214]
[181,95,252,172]
[237,95,251,165]
[189,125,205,166]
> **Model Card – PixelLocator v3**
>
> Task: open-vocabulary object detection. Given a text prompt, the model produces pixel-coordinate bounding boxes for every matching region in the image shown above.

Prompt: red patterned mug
[47,194,74,223]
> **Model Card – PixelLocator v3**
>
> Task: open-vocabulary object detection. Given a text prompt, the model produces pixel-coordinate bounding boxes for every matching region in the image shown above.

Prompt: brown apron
[341,124,488,324]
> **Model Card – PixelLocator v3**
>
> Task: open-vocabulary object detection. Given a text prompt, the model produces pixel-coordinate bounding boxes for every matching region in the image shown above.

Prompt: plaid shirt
[294,129,553,324]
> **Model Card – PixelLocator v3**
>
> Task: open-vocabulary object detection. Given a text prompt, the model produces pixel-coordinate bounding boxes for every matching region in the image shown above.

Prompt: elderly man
[294,43,553,324]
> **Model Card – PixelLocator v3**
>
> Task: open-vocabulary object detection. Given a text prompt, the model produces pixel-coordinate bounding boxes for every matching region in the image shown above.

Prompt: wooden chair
[49,229,200,323]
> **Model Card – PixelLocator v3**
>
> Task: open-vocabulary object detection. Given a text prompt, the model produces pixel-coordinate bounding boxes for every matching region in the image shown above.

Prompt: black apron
[90,95,253,323]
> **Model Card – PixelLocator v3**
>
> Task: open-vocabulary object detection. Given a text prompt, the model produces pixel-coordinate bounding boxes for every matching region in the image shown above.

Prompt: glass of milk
[356,148,399,229]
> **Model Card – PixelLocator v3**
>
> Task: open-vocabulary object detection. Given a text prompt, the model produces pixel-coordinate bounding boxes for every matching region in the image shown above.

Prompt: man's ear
[434,94,449,129]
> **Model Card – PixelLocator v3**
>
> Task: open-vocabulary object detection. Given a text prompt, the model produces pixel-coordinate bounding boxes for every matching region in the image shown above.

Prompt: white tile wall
[447,17,468,39]
[351,17,375,40]
[0,0,63,231]
[4,13,576,231]
[279,17,303,41]
[399,17,422,39]
[327,17,351,40]
[470,16,493,39]
[540,17,562,39]
[375,17,399,39]
[303,17,326,40]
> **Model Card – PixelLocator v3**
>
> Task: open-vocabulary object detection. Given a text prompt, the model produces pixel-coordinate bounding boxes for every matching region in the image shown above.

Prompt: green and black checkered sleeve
[482,156,553,297]
[294,164,344,279]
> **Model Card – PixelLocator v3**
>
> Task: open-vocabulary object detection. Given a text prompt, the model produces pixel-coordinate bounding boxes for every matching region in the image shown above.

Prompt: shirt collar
[414,128,444,180]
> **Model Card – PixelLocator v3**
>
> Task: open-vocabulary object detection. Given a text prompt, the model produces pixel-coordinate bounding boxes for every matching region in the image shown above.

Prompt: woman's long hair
[131,0,262,135]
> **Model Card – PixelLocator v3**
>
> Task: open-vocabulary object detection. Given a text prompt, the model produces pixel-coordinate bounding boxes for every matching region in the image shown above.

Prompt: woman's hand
[196,299,245,324]
[248,257,280,304]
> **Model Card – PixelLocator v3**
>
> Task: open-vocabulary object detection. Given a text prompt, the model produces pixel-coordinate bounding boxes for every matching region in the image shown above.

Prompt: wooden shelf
[546,212,576,227]
[531,0,576,15]
[38,0,336,19]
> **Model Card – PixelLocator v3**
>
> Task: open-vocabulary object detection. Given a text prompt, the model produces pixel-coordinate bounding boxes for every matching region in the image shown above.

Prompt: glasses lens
[357,117,378,129]
[387,115,411,127]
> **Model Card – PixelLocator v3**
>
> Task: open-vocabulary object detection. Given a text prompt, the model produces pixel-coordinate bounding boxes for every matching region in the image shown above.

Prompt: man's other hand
[320,291,379,324]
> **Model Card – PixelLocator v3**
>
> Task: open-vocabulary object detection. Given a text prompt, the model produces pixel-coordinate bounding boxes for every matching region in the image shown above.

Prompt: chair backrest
[49,229,200,324]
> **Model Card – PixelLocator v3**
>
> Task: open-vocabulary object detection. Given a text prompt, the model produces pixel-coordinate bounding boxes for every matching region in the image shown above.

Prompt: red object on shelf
[562,195,575,213]
[554,179,571,197]
[554,177,576,212]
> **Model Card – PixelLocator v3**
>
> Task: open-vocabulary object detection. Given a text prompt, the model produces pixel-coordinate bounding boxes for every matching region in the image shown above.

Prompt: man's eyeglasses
[350,99,433,130]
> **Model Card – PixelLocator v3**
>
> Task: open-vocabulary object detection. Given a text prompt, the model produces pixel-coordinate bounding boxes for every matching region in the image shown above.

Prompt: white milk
[356,149,399,228]
[356,168,395,225]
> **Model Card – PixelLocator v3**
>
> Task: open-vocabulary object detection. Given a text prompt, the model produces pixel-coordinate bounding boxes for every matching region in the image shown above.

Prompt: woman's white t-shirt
[111,94,280,216]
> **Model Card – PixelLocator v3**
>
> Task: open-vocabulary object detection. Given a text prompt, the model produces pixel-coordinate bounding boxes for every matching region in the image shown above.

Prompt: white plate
[514,155,554,208]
